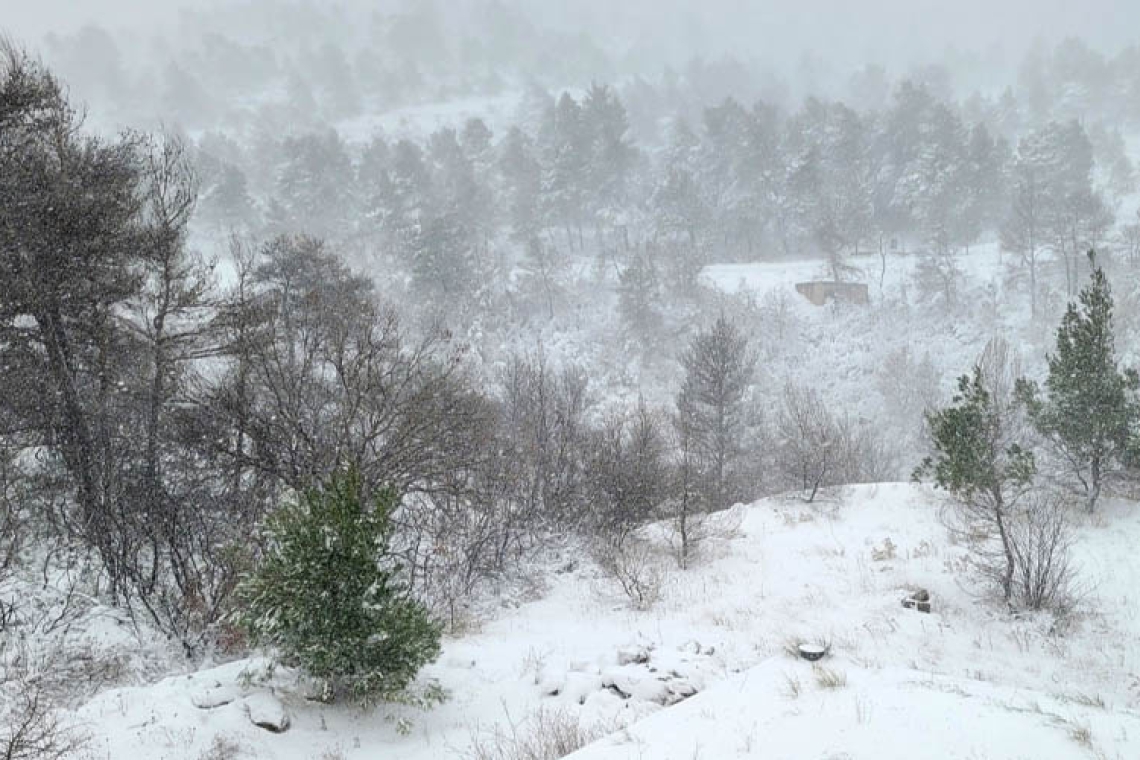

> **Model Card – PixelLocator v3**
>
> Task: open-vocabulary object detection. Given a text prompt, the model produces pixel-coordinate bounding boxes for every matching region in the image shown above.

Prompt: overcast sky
[3,0,1138,74]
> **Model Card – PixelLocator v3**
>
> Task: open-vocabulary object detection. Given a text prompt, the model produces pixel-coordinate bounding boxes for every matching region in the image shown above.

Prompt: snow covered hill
[67,483,1140,759]
[568,660,1140,760]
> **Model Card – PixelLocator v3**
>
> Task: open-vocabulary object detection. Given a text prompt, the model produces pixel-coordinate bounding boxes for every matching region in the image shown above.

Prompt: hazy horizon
[5,0,1139,77]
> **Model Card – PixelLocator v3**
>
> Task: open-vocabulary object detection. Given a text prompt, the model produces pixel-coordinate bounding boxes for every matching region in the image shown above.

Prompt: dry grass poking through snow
[465,706,609,760]
[812,665,848,689]
[780,673,803,700]
[197,734,244,760]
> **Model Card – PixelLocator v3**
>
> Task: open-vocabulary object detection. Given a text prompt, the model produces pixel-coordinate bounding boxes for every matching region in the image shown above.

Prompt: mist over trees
[4,1,1140,719]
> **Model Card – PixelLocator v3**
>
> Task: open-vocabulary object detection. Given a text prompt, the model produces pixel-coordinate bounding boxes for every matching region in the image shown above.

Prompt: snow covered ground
[335,91,525,145]
[700,241,1011,300]
[68,483,1140,759]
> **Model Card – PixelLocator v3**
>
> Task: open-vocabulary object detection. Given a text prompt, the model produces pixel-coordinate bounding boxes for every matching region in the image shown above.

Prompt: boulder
[243,693,290,733]
[663,680,698,705]
[191,684,241,710]
[617,646,651,666]
[902,588,933,613]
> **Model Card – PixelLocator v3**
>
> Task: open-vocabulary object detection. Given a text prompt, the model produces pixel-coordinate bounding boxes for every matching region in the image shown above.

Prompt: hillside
[67,483,1140,759]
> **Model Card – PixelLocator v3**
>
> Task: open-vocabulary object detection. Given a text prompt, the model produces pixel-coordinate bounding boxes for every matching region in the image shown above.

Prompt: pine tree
[238,469,442,703]
[617,252,661,344]
[1017,256,1140,511]
[498,126,542,242]
[275,130,354,238]
[676,316,756,510]
[918,364,1036,602]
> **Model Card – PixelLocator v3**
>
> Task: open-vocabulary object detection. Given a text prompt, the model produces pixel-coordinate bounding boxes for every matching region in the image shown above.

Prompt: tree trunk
[878,233,886,299]
[1089,454,1101,513]
[37,310,103,533]
[991,492,1015,604]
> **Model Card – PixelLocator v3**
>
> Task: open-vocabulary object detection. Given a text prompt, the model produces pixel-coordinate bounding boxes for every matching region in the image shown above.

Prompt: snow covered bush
[877,346,942,454]
[775,382,894,501]
[0,665,86,760]
[236,469,442,703]
[591,530,665,610]
[587,399,672,537]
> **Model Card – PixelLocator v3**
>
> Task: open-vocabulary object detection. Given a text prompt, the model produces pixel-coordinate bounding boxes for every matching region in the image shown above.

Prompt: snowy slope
[69,483,1140,759]
[568,658,1140,760]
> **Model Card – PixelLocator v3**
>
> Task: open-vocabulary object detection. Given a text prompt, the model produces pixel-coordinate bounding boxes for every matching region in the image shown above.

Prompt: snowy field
[69,483,1140,759]
[700,242,1011,299]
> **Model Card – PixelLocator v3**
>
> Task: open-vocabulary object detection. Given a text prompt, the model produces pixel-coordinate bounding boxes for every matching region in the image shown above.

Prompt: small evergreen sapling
[917,364,1035,603]
[237,469,442,703]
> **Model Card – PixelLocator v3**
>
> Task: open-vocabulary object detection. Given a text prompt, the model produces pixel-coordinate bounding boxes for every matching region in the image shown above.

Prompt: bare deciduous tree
[497,350,592,528]
[1007,489,1078,612]
[1,662,87,760]
[774,383,891,501]
[587,399,671,538]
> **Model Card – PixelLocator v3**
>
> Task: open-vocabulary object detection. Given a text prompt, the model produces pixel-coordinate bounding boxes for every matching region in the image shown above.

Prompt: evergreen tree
[312,42,360,119]
[238,469,442,703]
[275,130,354,239]
[411,211,478,304]
[1017,257,1140,511]
[918,363,1036,602]
[199,162,257,232]
[618,252,662,345]
[654,169,706,241]
[676,316,756,510]
[386,139,433,257]
[357,133,394,241]
[498,126,542,242]
[581,83,635,223]
[1003,122,1111,313]
[878,80,938,234]
[961,123,1009,245]
[460,117,494,164]
[539,92,590,250]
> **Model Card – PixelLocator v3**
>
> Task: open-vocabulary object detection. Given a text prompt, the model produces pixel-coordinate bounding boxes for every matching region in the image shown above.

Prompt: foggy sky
[5,0,1139,73]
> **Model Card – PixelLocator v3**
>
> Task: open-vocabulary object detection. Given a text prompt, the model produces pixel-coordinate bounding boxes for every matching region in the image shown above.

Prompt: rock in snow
[190,684,241,710]
[616,646,651,666]
[243,692,290,733]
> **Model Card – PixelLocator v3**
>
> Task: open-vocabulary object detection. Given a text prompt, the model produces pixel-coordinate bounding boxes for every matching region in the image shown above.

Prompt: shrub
[591,531,664,610]
[237,469,442,703]
[917,339,1035,605]
[777,383,894,501]
[1007,490,1078,613]
[0,671,86,760]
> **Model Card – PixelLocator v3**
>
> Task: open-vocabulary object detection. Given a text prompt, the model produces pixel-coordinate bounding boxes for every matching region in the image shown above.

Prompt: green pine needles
[237,469,442,703]
[1017,254,1140,511]
[920,367,1036,503]
[917,360,1035,603]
